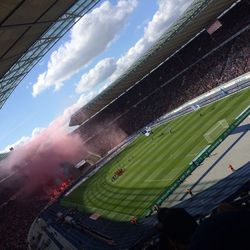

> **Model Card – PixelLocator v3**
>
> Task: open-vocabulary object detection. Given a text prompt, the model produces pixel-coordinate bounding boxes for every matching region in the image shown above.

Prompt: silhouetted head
[157,207,197,249]
[189,210,250,250]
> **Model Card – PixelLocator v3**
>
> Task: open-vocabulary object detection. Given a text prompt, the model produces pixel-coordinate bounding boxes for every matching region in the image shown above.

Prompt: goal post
[204,119,229,143]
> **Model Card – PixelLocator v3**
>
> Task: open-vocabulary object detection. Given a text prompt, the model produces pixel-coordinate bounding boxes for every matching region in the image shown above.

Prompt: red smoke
[85,120,127,155]
[1,116,127,196]
[2,118,84,195]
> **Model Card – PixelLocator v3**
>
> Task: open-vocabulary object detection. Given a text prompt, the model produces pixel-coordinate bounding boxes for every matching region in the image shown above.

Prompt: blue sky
[0,0,193,152]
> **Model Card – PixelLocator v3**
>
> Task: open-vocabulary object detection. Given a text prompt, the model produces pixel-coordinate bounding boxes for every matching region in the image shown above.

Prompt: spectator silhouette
[189,210,250,250]
[157,208,198,250]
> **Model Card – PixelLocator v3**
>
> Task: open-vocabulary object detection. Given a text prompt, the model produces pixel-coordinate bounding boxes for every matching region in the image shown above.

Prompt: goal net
[204,119,229,143]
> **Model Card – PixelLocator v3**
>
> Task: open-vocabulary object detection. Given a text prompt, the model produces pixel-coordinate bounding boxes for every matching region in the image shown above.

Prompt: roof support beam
[0,0,101,109]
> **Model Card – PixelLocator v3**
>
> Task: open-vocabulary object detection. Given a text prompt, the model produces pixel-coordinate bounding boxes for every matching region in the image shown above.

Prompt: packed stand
[0,191,49,250]
[0,168,72,249]
[74,1,250,156]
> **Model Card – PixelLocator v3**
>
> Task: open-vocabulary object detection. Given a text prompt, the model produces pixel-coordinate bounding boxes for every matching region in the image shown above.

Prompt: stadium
[0,0,250,249]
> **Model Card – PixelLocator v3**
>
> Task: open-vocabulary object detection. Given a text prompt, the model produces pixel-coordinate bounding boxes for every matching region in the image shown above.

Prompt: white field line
[235,105,250,120]
[64,177,88,196]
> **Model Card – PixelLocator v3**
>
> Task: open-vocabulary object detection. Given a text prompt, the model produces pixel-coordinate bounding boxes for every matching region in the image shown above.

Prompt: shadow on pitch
[230,123,250,135]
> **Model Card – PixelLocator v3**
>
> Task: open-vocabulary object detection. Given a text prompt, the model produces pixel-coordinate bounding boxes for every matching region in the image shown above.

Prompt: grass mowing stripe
[62,88,250,221]
[124,113,212,186]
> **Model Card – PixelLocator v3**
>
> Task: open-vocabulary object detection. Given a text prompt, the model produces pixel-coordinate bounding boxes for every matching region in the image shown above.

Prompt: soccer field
[62,88,250,221]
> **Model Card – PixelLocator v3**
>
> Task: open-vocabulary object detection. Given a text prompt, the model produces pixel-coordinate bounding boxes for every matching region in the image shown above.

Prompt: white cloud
[32,0,137,97]
[0,132,40,153]
[31,127,45,137]
[136,18,150,30]
[2,0,193,153]
[4,136,29,151]
[75,58,116,93]
[0,92,97,153]
[63,92,96,121]
[112,0,193,80]
[75,0,193,93]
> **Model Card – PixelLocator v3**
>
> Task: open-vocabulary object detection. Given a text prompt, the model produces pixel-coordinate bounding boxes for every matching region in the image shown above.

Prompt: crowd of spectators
[74,1,250,156]
[139,181,250,250]
[0,172,25,203]
[120,12,250,132]
[155,206,250,250]
[0,1,250,249]
[0,169,70,249]
[0,189,49,249]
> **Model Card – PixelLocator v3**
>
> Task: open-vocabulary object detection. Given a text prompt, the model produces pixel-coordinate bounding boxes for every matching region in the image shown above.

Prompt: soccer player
[154,204,160,212]
[228,164,235,172]
[187,188,194,196]
[131,216,137,225]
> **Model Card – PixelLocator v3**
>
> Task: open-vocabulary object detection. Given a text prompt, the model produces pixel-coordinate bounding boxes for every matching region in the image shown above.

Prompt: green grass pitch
[62,88,250,221]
